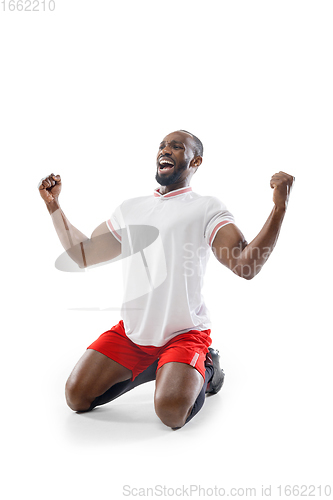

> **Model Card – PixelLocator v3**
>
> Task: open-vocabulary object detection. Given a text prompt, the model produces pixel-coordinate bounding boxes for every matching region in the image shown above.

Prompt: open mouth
[158,157,175,172]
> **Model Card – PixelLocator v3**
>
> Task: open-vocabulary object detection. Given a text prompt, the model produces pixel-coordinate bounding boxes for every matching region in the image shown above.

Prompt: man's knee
[65,376,92,412]
[154,393,192,429]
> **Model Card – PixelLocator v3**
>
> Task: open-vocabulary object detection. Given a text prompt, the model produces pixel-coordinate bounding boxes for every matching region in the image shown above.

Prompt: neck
[158,179,191,195]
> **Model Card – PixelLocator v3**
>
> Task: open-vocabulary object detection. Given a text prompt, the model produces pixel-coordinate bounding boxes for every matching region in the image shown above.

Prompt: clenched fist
[38,173,62,205]
[270,171,295,210]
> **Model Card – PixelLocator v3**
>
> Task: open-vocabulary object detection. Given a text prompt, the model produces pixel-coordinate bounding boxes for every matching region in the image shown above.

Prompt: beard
[155,161,188,186]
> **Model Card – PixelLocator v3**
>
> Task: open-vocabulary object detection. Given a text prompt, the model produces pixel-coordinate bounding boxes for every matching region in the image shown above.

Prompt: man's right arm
[38,174,121,268]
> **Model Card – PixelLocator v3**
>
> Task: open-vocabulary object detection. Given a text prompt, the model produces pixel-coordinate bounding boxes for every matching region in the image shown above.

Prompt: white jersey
[106,186,235,347]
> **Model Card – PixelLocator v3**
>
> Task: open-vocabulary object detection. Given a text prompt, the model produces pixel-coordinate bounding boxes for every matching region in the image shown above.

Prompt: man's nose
[161,144,172,155]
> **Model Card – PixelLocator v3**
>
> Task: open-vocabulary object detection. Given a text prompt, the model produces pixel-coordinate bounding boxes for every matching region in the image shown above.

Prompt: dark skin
[211,171,293,279]
[39,130,294,429]
[155,131,202,192]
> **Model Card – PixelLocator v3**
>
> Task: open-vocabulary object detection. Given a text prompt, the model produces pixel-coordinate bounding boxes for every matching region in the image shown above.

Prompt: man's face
[155,131,198,187]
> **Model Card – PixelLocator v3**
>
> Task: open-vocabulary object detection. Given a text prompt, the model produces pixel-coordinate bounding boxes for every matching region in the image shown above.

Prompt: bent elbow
[243,273,255,280]
[232,262,263,280]
[232,268,256,280]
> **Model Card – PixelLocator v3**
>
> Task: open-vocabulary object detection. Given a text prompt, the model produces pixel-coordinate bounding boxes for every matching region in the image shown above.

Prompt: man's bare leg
[88,359,158,411]
[65,350,132,412]
[154,362,205,429]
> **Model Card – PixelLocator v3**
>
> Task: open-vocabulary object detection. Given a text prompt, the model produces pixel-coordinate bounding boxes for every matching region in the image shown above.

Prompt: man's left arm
[212,171,295,280]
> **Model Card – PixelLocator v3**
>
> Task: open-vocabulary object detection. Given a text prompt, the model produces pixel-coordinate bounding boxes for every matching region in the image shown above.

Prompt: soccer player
[38,130,294,429]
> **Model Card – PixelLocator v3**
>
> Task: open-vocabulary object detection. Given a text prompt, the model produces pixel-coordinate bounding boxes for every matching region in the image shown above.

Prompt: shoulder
[119,194,153,209]
[191,192,228,211]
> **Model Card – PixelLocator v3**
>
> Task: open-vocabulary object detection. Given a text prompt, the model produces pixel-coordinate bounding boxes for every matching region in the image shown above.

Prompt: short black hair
[179,130,204,157]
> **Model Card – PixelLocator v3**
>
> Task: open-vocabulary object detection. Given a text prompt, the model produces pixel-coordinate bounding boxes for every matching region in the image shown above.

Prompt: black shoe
[205,347,225,395]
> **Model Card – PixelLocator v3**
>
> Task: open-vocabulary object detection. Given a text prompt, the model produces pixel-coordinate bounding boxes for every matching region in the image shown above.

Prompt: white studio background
[0,1,332,499]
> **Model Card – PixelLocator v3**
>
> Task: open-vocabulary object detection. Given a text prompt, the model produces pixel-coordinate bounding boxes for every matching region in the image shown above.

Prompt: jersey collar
[154,186,192,199]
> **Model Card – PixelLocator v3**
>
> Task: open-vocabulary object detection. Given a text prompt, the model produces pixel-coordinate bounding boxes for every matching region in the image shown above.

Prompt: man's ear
[191,156,203,168]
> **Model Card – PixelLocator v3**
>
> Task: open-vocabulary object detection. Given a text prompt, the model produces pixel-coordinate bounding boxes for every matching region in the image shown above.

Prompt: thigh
[67,349,132,400]
[154,361,204,408]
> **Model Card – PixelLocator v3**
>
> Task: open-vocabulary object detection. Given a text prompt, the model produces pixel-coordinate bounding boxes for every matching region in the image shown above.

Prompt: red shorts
[87,320,212,381]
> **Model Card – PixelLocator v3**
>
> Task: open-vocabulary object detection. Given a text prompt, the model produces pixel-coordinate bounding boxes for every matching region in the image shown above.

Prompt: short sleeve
[106,205,123,243]
[204,198,235,247]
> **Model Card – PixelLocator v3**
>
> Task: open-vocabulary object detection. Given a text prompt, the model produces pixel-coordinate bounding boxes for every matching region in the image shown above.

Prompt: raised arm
[212,171,294,280]
[38,174,121,268]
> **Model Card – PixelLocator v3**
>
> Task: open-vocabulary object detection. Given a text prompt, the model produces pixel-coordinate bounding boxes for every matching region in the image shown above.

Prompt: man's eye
[173,146,180,149]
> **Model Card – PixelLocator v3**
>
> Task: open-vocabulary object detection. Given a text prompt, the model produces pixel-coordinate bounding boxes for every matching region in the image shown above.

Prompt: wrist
[273,203,286,217]
[46,198,60,214]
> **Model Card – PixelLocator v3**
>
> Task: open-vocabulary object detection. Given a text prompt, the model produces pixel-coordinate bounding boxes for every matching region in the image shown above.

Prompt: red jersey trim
[154,187,192,198]
[106,219,122,242]
[209,220,233,247]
